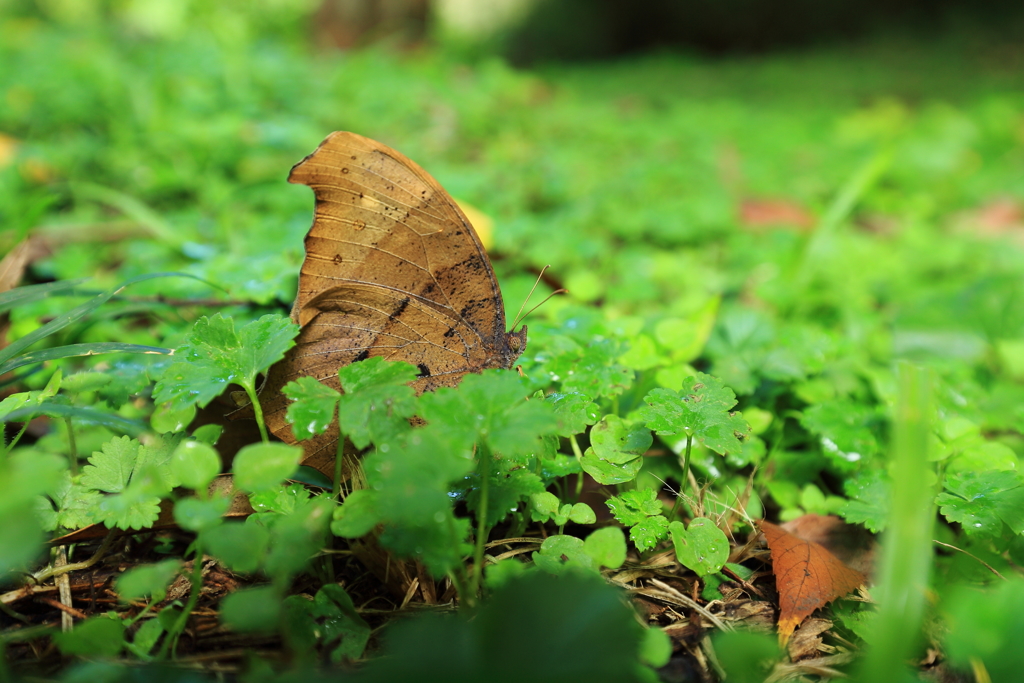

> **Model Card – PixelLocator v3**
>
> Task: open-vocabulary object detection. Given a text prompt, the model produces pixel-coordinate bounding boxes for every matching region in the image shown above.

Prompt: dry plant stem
[700,635,728,682]
[32,530,116,583]
[932,540,1007,580]
[639,578,733,632]
[55,546,72,632]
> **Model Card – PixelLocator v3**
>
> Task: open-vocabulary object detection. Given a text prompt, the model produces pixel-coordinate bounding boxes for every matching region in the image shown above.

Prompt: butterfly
[260,132,527,476]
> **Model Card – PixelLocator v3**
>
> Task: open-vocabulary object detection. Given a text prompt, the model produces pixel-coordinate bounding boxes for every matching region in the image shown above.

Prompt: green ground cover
[3,5,1024,681]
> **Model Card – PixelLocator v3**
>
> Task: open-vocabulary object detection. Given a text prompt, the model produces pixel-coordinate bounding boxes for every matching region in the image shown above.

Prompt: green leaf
[80,435,139,493]
[669,517,729,577]
[263,497,332,583]
[841,469,891,533]
[284,581,372,663]
[95,484,163,530]
[475,466,545,528]
[115,559,182,602]
[713,631,781,683]
[331,489,380,538]
[547,391,600,437]
[943,578,1024,682]
[53,615,125,657]
[631,515,670,553]
[530,491,561,520]
[948,441,1020,474]
[569,502,597,525]
[126,617,164,659]
[339,355,419,393]
[337,357,418,449]
[581,415,651,485]
[580,451,643,485]
[174,496,229,532]
[153,313,298,409]
[541,337,635,399]
[800,398,881,471]
[532,534,597,575]
[640,626,673,668]
[249,482,311,516]
[233,443,301,493]
[220,586,281,634]
[379,510,473,578]
[240,314,300,382]
[365,571,643,680]
[485,558,530,590]
[607,488,664,526]
[0,502,44,575]
[937,470,1024,538]
[151,401,196,434]
[283,375,340,441]
[639,372,750,456]
[202,521,270,574]
[418,371,558,460]
[584,526,627,569]
[38,472,102,531]
[590,415,653,464]
[170,440,221,491]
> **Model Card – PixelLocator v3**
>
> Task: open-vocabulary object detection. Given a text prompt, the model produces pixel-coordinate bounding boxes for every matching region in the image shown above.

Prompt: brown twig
[34,596,88,620]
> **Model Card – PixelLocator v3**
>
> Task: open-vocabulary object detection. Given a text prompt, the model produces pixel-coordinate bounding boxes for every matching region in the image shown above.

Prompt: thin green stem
[447,567,470,606]
[680,433,693,488]
[158,541,205,660]
[32,530,116,583]
[243,383,269,443]
[668,492,683,521]
[569,434,585,500]
[333,430,345,501]
[4,422,30,457]
[471,445,492,600]
[64,417,78,475]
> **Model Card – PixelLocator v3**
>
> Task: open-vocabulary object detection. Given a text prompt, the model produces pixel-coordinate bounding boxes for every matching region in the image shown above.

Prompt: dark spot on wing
[391,297,410,320]
[459,299,486,319]
[416,363,430,377]
[355,349,369,362]
[444,327,455,338]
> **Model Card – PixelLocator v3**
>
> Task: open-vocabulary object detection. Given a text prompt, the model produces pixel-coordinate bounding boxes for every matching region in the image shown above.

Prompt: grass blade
[0,272,199,369]
[3,402,146,436]
[0,279,89,315]
[0,342,172,376]
[854,362,934,682]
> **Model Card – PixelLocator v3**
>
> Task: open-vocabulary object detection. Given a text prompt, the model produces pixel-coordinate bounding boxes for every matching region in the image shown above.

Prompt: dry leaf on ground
[760,520,865,644]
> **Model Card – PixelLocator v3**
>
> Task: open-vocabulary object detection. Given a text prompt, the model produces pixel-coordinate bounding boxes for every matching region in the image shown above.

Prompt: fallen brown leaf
[760,520,865,645]
[739,198,816,232]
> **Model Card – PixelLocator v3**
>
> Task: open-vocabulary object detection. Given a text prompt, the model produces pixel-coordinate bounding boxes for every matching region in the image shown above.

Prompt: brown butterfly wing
[261,132,527,474]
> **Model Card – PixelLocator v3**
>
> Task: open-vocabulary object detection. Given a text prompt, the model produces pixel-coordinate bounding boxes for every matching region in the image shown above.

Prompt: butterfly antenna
[511,266,565,329]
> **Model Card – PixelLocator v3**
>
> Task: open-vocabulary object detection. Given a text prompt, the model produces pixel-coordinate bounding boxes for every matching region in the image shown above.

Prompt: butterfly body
[261,132,526,473]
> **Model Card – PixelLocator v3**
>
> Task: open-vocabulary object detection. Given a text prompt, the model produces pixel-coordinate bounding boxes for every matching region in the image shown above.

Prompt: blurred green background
[1,0,1023,470]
